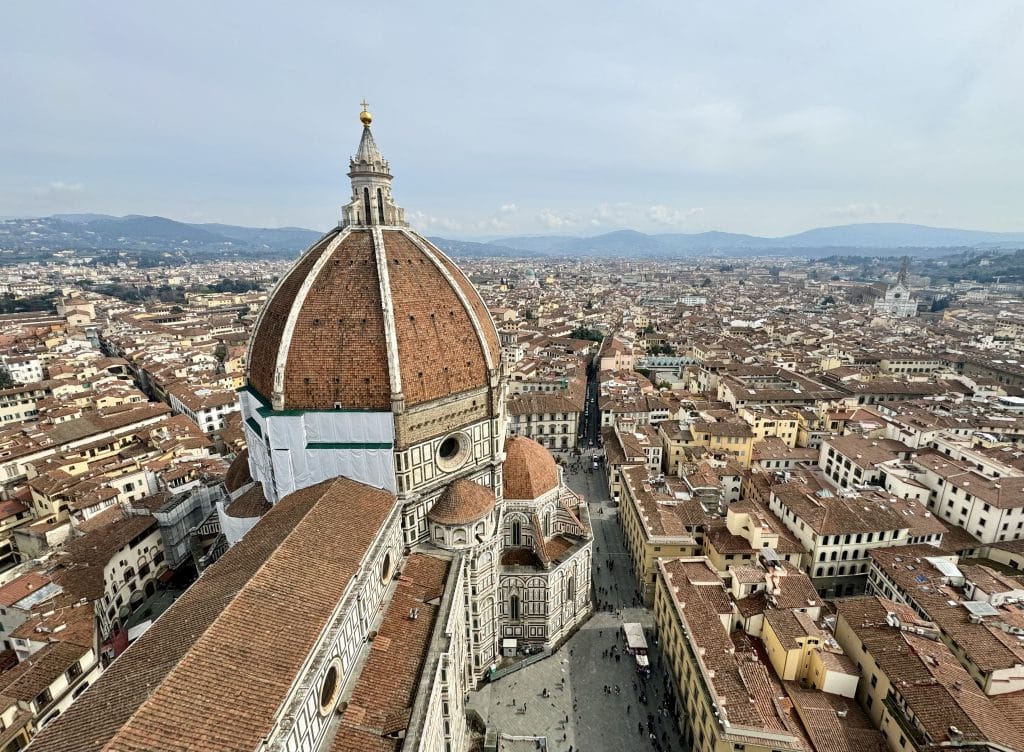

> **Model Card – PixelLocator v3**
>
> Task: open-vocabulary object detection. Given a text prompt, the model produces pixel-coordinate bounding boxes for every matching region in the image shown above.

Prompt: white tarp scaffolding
[218,499,261,546]
[623,622,648,653]
[257,409,397,500]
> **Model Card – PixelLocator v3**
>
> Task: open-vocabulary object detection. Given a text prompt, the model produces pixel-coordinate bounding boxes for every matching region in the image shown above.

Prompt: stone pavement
[468,459,688,752]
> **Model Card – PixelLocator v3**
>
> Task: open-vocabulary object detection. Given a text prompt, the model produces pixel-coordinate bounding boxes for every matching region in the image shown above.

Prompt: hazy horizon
[3,1,1023,237]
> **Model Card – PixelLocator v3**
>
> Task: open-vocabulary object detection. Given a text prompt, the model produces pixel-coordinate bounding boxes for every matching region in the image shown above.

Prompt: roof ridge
[102,476,396,752]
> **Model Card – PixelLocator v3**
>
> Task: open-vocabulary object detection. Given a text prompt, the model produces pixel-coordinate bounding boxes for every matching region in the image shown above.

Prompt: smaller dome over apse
[428,478,497,525]
[503,436,559,500]
[224,448,251,492]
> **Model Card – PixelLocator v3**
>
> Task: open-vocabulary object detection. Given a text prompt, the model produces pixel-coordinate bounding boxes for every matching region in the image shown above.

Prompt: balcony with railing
[883,691,928,749]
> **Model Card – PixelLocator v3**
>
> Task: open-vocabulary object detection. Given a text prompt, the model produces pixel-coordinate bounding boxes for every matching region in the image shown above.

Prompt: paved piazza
[469,455,688,752]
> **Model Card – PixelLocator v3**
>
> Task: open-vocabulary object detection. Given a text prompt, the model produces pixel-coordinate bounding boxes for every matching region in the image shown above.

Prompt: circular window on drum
[380,551,394,583]
[318,659,342,715]
[436,432,471,472]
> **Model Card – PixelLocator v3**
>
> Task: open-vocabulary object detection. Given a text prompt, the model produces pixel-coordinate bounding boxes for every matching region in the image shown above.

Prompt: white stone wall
[397,417,504,546]
[98,526,166,630]
[35,648,102,730]
[264,503,404,752]
[416,564,469,752]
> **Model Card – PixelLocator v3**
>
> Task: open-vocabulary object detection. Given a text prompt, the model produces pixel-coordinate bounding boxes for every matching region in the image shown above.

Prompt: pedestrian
[616,654,621,663]
[627,704,631,714]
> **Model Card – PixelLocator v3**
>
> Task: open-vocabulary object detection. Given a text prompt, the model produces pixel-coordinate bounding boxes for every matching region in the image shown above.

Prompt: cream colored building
[834,595,1024,751]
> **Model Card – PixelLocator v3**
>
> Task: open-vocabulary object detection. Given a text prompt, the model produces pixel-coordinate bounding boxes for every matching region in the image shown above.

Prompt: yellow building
[619,466,702,605]
[658,418,754,472]
[654,558,806,752]
[761,608,857,696]
[739,406,799,448]
[691,419,754,468]
[834,596,1024,752]
[702,501,807,574]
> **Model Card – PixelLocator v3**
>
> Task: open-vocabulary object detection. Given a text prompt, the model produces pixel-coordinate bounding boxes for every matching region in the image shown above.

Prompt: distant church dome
[503,436,559,499]
[428,478,497,525]
[245,111,500,411]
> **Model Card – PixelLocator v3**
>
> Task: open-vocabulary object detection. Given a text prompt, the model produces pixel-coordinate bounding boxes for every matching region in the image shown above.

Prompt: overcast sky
[3,2,1023,238]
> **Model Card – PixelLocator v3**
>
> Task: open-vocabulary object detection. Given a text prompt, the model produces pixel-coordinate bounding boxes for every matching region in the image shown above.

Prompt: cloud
[537,208,578,230]
[406,209,463,233]
[761,105,853,148]
[31,180,84,198]
[644,204,705,227]
[477,215,514,233]
[828,203,911,222]
[498,203,517,213]
[533,203,704,232]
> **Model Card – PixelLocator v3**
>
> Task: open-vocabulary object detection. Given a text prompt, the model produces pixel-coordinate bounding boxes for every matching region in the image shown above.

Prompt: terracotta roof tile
[245,229,497,411]
[330,555,450,752]
[503,436,558,500]
[29,476,397,752]
[223,448,251,492]
[384,230,492,406]
[281,229,390,410]
[247,231,337,402]
[427,479,496,524]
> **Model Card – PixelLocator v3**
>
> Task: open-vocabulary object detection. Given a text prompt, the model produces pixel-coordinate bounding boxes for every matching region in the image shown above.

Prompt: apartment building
[819,435,915,489]
[768,482,911,597]
[834,595,1024,752]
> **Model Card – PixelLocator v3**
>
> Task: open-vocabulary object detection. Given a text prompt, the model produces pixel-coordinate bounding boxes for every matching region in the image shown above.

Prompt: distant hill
[485,223,1024,257]
[0,214,324,263]
[759,223,1024,249]
[426,237,540,258]
[2,215,1023,264]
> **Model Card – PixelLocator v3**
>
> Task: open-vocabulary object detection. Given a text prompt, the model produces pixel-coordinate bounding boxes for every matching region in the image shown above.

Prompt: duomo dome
[246,123,499,413]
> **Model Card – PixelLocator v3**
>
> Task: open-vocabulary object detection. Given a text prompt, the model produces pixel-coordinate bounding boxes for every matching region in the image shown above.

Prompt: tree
[214,341,228,364]
[0,293,54,314]
[569,327,604,343]
[700,277,712,288]
[821,295,836,306]
[0,365,16,390]
[930,297,951,312]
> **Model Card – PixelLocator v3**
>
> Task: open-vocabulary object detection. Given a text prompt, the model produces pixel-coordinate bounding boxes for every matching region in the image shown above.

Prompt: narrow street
[471,455,688,752]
